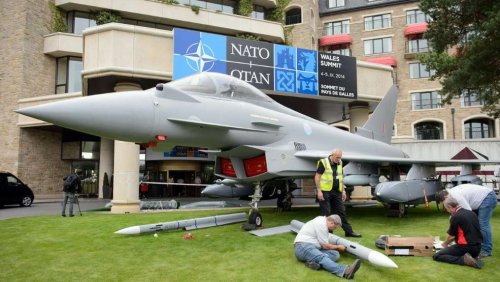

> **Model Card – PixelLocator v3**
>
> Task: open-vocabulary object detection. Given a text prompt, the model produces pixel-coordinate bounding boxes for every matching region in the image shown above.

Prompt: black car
[0,172,34,207]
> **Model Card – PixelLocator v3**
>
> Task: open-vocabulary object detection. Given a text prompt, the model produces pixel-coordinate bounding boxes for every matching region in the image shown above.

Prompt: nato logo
[173,28,227,80]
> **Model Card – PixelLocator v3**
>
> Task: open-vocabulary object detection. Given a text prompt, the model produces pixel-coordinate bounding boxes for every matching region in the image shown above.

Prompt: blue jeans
[478,191,497,255]
[294,243,346,277]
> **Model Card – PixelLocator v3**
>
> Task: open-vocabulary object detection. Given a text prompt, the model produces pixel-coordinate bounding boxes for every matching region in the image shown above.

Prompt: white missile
[291,220,398,268]
[115,212,247,235]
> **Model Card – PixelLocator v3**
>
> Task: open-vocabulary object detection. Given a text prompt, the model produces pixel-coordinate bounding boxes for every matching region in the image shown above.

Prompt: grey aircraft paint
[16,72,499,213]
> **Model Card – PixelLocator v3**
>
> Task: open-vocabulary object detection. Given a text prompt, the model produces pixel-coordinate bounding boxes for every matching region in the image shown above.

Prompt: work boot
[304,261,320,270]
[343,259,361,279]
[463,253,483,269]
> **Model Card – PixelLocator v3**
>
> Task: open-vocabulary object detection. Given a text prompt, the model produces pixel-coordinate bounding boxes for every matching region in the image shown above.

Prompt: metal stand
[74,194,82,216]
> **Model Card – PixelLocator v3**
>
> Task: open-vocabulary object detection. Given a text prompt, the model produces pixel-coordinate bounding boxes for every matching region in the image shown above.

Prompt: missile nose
[16,90,155,142]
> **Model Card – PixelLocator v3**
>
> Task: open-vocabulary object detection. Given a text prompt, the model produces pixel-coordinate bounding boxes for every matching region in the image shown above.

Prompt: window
[322,44,351,56]
[406,9,430,24]
[324,20,350,36]
[407,34,430,53]
[251,5,266,20]
[364,14,391,30]
[364,37,392,55]
[409,62,435,78]
[414,121,443,140]
[286,8,302,25]
[411,91,442,110]
[461,90,484,107]
[56,57,83,94]
[328,0,345,8]
[464,119,494,139]
[67,11,96,35]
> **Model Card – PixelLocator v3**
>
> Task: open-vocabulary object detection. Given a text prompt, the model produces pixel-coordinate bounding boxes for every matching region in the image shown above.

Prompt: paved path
[0,197,321,220]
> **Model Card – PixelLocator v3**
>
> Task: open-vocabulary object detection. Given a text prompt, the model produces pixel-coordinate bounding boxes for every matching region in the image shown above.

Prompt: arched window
[464,118,495,139]
[286,8,302,25]
[414,121,443,140]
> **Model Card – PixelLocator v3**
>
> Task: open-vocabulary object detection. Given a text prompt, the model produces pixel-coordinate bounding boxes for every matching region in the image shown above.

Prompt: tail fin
[355,85,398,144]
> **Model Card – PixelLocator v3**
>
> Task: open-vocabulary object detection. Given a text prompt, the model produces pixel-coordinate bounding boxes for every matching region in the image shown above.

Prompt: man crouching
[433,197,484,268]
[294,215,361,279]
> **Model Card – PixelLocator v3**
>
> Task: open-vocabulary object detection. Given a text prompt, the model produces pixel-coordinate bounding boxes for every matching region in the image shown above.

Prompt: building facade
[312,0,499,180]
[1,0,498,206]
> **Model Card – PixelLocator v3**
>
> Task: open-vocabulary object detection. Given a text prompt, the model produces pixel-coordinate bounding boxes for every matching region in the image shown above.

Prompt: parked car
[0,171,34,207]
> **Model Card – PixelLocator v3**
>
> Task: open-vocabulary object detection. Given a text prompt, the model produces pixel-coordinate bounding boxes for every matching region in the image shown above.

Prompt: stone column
[111,141,141,213]
[348,101,370,133]
[98,138,113,199]
[111,82,142,213]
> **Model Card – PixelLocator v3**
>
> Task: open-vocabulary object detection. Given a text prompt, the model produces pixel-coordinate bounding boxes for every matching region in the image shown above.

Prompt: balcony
[55,0,284,43]
[404,38,431,59]
[82,23,174,86]
[43,33,83,57]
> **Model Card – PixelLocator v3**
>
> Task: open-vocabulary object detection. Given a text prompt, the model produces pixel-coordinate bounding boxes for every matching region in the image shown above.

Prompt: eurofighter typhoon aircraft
[17,72,497,222]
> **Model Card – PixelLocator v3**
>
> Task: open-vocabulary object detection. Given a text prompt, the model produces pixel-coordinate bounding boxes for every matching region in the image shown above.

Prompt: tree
[418,0,500,118]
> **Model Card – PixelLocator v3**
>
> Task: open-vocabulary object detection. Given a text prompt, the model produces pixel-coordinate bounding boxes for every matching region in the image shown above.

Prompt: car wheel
[20,196,33,207]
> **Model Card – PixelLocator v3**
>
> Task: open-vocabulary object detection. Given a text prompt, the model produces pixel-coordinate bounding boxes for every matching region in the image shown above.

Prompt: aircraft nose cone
[16,91,155,142]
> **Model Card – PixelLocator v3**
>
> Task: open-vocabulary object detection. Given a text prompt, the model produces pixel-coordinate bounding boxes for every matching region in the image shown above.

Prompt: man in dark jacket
[62,169,83,217]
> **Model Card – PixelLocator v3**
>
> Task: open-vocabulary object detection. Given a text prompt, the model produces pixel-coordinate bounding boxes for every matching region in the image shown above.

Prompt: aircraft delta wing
[16,72,498,222]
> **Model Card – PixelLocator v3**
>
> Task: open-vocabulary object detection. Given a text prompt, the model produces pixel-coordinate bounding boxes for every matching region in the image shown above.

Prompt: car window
[7,175,19,186]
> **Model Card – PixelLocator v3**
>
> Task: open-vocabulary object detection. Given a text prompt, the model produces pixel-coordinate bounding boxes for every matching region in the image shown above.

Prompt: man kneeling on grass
[433,197,484,269]
[294,215,361,279]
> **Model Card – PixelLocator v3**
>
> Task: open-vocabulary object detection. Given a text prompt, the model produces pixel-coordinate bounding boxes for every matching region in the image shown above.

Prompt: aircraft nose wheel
[249,210,263,227]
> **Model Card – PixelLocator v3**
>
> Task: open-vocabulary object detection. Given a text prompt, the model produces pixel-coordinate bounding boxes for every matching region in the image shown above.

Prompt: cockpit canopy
[164,72,321,124]
[168,72,275,103]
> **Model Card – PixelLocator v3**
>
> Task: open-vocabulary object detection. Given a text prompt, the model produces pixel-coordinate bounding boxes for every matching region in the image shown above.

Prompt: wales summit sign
[173,28,357,99]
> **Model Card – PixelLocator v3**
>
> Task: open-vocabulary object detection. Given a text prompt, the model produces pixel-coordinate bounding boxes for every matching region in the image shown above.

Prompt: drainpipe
[451,108,456,139]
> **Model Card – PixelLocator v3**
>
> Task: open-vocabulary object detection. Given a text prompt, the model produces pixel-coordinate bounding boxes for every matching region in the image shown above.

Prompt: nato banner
[173,28,357,99]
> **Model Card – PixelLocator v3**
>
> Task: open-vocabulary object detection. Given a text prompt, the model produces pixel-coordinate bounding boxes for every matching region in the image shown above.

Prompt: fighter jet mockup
[17,72,498,222]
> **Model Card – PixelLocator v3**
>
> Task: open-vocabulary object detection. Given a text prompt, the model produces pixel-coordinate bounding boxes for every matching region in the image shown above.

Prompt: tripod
[73,194,83,216]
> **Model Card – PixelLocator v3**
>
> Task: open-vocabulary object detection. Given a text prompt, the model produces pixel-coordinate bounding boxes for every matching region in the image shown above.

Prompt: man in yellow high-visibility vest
[315,149,362,238]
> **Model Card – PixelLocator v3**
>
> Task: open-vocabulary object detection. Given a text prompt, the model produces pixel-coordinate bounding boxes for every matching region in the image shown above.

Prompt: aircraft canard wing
[167,118,270,133]
[294,150,500,166]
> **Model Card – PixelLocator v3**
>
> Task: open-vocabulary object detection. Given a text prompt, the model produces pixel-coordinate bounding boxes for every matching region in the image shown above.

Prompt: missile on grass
[115,212,247,235]
[290,220,398,268]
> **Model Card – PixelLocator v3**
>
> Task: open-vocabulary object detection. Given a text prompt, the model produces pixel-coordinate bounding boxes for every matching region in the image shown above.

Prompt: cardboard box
[385,236,434,256]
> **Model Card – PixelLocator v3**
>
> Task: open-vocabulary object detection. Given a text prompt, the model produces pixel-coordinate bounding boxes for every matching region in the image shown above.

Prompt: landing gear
[276,181,295,212]
[246,180,296,226]
[248,182,263,227]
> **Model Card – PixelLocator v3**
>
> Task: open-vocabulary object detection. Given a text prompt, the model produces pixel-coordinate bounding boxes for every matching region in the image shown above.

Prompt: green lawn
[1,204,498,281]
